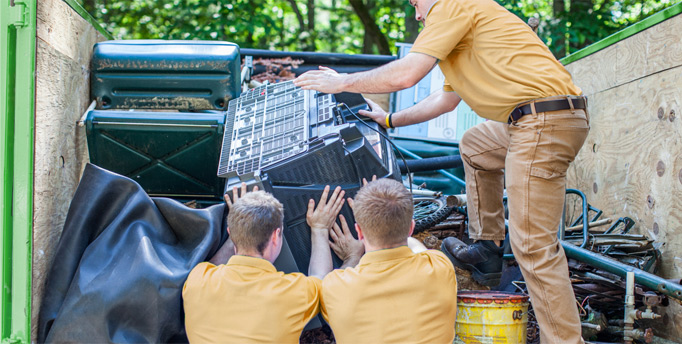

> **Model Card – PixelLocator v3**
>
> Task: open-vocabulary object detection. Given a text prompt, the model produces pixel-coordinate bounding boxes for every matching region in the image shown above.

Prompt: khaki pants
[460,103,589,344]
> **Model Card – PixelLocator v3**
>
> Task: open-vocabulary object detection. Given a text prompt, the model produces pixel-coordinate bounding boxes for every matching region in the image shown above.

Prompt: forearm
[341,55,437,94]
[392,90,461,128]
[341,62,415,94]
[308,229,333,279]
[208,237,236,265]
[339,254,362,269]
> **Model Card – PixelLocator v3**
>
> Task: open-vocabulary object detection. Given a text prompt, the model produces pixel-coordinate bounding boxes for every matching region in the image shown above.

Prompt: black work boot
[441,237,503,286]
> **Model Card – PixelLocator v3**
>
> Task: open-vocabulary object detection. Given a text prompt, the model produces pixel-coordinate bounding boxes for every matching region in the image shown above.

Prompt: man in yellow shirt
[182,184,346,343]
[294,1,589,343]
[321,179,458,343]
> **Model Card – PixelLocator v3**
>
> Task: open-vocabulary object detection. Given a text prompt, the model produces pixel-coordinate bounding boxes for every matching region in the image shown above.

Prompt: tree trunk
[347,0,391,55]
[569,0,594,51]
[307,0,315,31]
[307,0,317,50]
[552,0,566,57]
[286,0,306,33]
[404,5,419,43]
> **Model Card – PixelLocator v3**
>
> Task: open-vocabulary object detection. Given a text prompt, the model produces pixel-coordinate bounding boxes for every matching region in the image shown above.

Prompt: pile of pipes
[529,190,679,343]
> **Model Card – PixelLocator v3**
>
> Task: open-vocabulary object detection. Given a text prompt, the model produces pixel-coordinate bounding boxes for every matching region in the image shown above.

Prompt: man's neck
[235,249,275,263]
[364,240,408,253]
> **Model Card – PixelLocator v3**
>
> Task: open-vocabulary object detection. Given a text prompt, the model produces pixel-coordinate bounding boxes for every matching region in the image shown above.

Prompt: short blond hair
[352,179,413,247]
[227,191,284,254]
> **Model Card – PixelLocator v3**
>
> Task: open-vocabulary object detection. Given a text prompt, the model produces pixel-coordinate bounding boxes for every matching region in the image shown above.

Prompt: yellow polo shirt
[182,256,321,343]
[410,0,582,122]
[321,246,457,344]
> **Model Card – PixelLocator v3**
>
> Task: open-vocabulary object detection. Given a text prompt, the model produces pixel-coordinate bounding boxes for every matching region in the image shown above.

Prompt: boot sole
[441,241,501,287]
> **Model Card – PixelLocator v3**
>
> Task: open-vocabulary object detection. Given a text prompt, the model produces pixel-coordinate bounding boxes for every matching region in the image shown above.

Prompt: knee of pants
[508,230,563,262]
[459,128,476,162]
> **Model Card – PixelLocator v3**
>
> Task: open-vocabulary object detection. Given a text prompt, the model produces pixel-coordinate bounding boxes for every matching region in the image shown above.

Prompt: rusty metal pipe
[565,218,612,232]
[561,241,682,301]
[565,189,590,248]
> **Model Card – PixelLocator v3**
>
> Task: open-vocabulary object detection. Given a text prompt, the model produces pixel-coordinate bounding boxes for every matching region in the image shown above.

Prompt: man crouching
[183,184,345,343]
[322,178,458,343]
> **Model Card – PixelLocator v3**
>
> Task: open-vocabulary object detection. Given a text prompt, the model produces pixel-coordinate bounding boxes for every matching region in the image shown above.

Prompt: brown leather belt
[508,96,587,123]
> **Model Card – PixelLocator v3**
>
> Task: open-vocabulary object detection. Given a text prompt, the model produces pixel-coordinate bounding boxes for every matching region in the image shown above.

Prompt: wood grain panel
[565,45,618,96]
[33,0,104,339]
[566,65,682,339]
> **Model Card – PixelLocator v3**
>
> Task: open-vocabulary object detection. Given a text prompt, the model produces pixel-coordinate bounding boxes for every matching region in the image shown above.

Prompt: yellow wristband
[385,113,392,129]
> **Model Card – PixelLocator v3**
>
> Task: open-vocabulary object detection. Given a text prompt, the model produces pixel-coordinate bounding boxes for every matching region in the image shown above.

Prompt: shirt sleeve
[183,262,215,294]
[425,250,456,270]
[443,79,455,92]
[302,276,323,325]
[319,271,340,323]
[410,0,473,61]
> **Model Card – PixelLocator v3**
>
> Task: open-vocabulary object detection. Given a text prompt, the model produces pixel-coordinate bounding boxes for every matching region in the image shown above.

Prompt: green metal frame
[1,0,36,342]
[561,1,682,65]
[61,0,113,40]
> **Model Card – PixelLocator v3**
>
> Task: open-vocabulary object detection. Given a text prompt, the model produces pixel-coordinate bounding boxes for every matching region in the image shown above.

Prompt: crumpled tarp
[38,164,227,343]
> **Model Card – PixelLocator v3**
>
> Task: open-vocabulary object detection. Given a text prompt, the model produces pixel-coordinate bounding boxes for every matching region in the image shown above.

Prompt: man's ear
[271,227,282,245]
[407,219,415,237]
[355,223,365,241]
[227,227,231,235]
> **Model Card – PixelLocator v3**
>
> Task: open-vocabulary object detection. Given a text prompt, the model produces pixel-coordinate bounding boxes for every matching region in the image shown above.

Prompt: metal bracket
[2,334,23,344]
[9,0,29,28]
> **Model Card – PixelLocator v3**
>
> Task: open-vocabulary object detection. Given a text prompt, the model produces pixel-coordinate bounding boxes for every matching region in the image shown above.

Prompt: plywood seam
[586,63,682,97]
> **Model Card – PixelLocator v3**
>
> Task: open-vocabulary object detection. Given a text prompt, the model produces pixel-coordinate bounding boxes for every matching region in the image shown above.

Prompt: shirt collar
[227,255,277,272]
[425,0,440,20]
[358,246,415,265]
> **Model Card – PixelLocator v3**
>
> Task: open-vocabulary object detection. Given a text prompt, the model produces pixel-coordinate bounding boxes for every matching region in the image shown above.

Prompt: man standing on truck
[294,0,589,342]
[182,184,346,343]
[322,178,458,343]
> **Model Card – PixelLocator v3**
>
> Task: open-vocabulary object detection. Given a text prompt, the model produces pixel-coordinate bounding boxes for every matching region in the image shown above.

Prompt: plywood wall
[565,13,682,338]
[32,0,104,340]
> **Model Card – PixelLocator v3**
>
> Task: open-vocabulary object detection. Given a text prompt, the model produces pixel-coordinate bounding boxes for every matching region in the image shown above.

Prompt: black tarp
[38,164,227,343]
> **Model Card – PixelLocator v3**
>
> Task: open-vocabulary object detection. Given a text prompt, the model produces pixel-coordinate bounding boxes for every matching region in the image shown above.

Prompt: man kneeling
[322,179,458,343]
[183,185,344,343]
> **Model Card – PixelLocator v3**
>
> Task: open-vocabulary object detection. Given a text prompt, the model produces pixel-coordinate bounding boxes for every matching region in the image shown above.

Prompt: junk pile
[559,189,680,344]
[413,188,681,344]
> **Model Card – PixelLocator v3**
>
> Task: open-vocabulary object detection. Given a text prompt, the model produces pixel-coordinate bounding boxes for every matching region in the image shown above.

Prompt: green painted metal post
[1,0,36,342]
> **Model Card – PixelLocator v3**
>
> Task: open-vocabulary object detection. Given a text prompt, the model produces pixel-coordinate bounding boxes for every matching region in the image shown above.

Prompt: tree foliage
[83,0,680,58]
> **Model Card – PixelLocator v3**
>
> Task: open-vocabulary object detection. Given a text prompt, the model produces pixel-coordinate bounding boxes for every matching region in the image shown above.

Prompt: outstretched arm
[293,53,438,94]
[208,238,235,265]
[208,182,259,265]
[360,89,461,129]
[307,186,346,279]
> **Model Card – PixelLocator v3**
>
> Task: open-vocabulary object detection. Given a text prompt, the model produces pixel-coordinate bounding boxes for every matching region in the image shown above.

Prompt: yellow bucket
[455,290,529,344]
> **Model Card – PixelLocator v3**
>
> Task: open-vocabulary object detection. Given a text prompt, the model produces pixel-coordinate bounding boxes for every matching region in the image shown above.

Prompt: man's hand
[224,182,259,210]
[307,185,346,232]
[293,66,348,94]
[308,185,345,279]
[347,175,377,210]
[331,215,365,269]
[358,99,390,128]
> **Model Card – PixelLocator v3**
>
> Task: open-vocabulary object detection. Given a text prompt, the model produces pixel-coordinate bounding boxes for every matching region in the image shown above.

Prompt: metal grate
[218,81,312,177]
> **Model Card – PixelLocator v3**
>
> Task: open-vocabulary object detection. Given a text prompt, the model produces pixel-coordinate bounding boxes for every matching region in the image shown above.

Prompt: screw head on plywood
[670,109,676,122]
[647,195,655,209]
[658,107,665,120]
[653,222,659,235]
[679,169,682,185]
[657,161,666,177]
[593,182,598,194]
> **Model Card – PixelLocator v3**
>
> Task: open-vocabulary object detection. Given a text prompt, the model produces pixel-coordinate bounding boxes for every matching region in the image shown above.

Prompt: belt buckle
[508,107,521,124]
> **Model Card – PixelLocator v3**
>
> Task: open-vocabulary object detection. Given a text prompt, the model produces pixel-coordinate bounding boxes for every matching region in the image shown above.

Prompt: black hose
[240,48,396,65]
[398,155,463,173]
[241,48,397,76]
